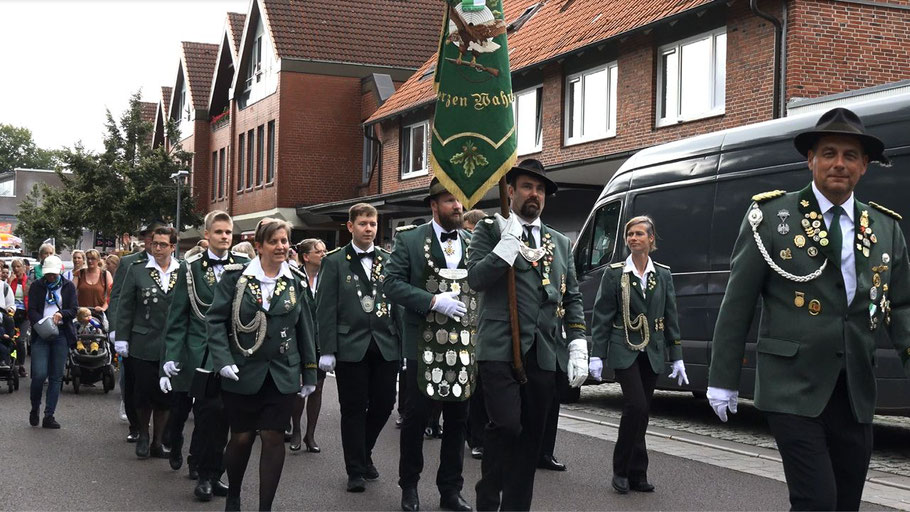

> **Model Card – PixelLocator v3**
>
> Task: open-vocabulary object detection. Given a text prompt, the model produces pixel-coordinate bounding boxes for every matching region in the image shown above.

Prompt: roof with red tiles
[227,12,246,57]
[139,102,157,125]
[368,0,719,122]
[161,86,173,118]
[260,0,445,69]
[181,41,219,110]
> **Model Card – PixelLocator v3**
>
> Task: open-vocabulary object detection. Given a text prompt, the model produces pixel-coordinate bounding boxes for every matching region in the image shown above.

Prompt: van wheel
[691,390,706,400]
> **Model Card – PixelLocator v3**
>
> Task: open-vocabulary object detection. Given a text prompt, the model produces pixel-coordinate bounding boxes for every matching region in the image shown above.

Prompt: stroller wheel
[72,376,80,394]
[7,381,12,393]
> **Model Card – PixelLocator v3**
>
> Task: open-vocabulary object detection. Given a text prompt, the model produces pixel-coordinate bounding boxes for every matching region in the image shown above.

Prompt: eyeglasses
[307,250,326,255]
[149,242,173,249]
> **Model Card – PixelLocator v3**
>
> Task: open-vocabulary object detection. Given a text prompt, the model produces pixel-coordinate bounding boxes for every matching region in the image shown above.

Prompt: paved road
[0,372,809,511]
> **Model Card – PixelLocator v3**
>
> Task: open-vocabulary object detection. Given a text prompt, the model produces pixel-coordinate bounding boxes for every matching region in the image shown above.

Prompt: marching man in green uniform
[708,107,910,511]
[385,178,475,512]
[158,210,248,501]
[316,203,401,493]
[114,226,180,459]
[467,159,589,511]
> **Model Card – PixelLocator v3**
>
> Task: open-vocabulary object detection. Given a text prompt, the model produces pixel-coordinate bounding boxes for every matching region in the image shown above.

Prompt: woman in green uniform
[589,216,690,495]
[206,218,318,511]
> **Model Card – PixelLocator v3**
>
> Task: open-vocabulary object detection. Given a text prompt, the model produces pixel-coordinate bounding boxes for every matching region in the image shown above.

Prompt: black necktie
[440,231,458,242]
[522,225,537,249]
[828,205,843,266]
[358,251,375,259]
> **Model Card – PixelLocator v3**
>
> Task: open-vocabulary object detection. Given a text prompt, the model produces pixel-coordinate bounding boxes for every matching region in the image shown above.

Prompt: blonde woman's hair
[231,241,256,260]
[624,215,658,253]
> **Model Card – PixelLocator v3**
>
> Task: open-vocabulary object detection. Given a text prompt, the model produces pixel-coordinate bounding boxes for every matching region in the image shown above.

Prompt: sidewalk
[558,408,910,511]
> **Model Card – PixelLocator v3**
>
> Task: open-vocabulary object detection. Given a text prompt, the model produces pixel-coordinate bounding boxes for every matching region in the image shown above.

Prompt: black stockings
[224,429,287,511]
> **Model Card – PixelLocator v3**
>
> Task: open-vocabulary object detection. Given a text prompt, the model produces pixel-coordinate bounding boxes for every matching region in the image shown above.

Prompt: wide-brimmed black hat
[794,107,889,165]
[424,177,450,205]
[506,159,558,195]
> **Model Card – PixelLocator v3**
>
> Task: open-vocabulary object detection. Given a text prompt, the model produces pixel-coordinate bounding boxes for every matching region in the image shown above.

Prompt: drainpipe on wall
[359,125,383,195]
[750,0,787,118]
[227,97,237,216]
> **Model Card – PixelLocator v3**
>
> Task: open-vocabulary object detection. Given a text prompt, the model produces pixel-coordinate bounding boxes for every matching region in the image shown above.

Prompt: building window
[362,124,375,183]
[256,125,265,186]
[565,62,618,145]
[657,28,727,126]
[400,121,428,179]
[513,86,542,155]
[218,147,226,198]
[245,35,262,90]
[237,133,245,191]
[246,129,254,189]
[211,150,218,201]
[267,120,275,183]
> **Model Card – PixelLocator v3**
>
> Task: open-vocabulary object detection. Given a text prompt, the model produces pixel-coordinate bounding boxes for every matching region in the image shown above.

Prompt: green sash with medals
[417,234,478,401]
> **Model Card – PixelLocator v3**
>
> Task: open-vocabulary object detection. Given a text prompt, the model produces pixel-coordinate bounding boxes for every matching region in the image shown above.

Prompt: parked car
[571,92,910,413]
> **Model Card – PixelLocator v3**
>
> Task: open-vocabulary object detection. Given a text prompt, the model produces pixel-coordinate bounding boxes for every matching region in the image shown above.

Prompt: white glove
[159,376,172,393]
[162,361,180,377]
[566,339,589,388]
[318,354,336,372]
[108,331,116,342]
[588,356,603,381]
[706,386,739,422]
[431,291,467,320]
[114,341,129,357]
[668,360,689,386]
[491,213,524,265]
[219,364,240,381]
[299,384,317,398]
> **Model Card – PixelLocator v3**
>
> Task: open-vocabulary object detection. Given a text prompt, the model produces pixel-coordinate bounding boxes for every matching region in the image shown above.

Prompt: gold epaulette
[231,250,250,260]
[325,247,342,256]
[870,201,903,221]
[223,263,244,272]
[185,251,204,264]
[654,262,671,270]
[609,262,624,269]
[751,190,786,203]
[396,224,417,232]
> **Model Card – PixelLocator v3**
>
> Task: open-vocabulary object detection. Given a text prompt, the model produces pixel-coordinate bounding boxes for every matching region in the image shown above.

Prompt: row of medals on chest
[346,257,387,316]
[423,348,475,399]
[778,206,876,261]
[424,237,478,327]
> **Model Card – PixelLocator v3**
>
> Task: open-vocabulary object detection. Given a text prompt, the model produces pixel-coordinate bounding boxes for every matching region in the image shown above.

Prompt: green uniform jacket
[384,223,471,359]
[160,251,249,392]
[205,263,317,395]
[590,262,683,373]
[709,185,910,423]
[115,256,178,362]
[466,217,586,371]
[315,244,399,363]
[108,250,149,332]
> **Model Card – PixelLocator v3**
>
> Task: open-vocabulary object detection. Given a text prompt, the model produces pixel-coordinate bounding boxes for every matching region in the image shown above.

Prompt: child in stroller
[0,310,14,367]
[75,307,104,355]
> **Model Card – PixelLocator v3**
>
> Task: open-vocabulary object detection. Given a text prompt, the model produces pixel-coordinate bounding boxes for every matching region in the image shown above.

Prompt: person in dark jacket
[27,255,78,429]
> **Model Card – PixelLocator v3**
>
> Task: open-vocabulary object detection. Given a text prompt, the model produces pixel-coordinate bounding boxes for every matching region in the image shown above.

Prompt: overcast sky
[0,0,249,153]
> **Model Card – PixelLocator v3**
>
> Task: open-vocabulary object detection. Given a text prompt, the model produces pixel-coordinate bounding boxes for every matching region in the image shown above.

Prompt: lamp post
[170,169,190,256]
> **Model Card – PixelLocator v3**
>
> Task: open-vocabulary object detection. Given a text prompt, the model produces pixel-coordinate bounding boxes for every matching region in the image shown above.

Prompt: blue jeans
[30,334,68,416]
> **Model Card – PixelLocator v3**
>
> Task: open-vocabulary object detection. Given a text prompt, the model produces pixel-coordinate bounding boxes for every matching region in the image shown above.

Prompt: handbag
[190,348,221,399]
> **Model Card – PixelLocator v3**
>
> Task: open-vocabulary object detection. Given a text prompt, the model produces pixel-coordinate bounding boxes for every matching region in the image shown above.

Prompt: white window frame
[656,27,727,127]
[564,62,618,146]
[401,121,429,179]
[513,86,543,156]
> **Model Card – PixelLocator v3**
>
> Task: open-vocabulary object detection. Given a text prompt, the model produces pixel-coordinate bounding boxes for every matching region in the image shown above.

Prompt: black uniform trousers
[540,369,563,459]
[122,356,139,433]
[765,372,872,511]
[398,364,468,494]
[475,344,554,512]
[166,391,204,465]
[467,371,487,449]
[192,392,229,480]
[334,340,398,478]
[613,352,659,481]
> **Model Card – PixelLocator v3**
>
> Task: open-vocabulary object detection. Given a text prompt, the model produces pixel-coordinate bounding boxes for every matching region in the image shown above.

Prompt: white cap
[41,255,63,276]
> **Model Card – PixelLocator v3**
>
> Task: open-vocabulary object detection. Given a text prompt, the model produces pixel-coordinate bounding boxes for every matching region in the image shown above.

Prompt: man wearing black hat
[467,159,588,511]
[708,107,910,511]
[384,178,474,512]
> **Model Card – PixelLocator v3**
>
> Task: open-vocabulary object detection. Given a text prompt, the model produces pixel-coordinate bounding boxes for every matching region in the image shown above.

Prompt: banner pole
[499,177,527,384]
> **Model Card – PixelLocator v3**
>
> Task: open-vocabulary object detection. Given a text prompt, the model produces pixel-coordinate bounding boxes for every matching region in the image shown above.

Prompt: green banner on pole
[430,0,517,209]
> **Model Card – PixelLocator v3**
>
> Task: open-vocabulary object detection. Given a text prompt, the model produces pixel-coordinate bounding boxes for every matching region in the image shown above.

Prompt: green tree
[0,123,63,172]
[14,183,80,250]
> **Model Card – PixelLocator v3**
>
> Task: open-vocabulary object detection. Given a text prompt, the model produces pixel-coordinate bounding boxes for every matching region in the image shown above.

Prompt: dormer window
[178,82,190,122]
[246,35,263,90]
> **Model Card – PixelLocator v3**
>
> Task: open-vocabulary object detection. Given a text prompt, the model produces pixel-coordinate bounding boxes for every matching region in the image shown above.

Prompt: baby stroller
[0,311,19,393]
[64,315,116,394]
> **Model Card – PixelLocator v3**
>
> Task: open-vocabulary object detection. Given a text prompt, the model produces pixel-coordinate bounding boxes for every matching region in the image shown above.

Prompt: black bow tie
[357,251,375,259]
[209,257,229,266]
[440,231,458,242]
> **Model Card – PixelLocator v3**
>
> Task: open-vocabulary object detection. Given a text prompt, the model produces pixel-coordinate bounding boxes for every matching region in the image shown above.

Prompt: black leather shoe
[136,434,150,459]
[42,415,61,429]
[127,431,140,443]
[29,409,39,427]
[212,479,229,497]
[612,475,630,494]
[188,465,199,480]
[225,495,241,512]
[537,455,566,471]
[169,436,184,470]
[194,479,213,502]
[364,464,379,481]
[470,447,483,460]
[149,444,169,459]
[630,480,655,492]
[440,492,472,511]
[401,487,420,511]
[347,475,366,493]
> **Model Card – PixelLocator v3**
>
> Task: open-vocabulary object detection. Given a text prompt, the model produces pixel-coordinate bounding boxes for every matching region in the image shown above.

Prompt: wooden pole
[499,176,527,384]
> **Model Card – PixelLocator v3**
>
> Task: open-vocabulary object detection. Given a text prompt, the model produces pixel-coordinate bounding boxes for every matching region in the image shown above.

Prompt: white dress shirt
[432,220,463,269]
[516,215,542,248]
[812,182,856,305]
[353,244,376,280]
[623,255,656,299]
[242,257,294,310]
[146,256,180,293]
[207,249,229,282]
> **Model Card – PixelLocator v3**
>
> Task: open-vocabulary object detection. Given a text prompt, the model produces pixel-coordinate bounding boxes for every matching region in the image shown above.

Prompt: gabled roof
[161,86,173,119]
[227,12,247,58]
[209,13,247,113]
[153,87,173,148]
[139,102,157,125]
[368,0,721,123]
[180,41,219,111]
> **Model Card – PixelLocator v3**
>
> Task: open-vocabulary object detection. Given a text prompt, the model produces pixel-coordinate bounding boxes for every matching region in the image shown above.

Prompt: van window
[631,182,714,272]
[575,201,622,273]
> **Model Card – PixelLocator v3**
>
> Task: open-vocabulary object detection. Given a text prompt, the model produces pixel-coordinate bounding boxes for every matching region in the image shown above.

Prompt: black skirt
[221,373,295,433]
[131,358,170,411]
